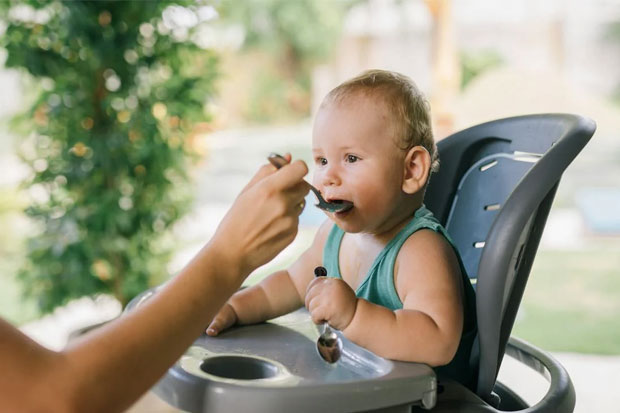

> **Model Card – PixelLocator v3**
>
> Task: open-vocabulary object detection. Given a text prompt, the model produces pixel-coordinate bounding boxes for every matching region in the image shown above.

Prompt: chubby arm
[207,219,334,335]
[0,160,309,413]
[307,229,464,366]
[347,229,464,365]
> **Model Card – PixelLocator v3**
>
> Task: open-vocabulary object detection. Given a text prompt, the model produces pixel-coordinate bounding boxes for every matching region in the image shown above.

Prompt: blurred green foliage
[0,1,217,311]
[220,0,344,63]
[218,0,352,122]
[460,49,503,90]
[0,187,38,324]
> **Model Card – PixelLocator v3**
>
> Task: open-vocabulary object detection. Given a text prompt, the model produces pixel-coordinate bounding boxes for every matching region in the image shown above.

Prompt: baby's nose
[320,165,341,187]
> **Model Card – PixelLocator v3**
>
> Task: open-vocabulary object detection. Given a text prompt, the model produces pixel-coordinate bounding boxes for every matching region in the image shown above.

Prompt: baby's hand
[305,277,357,331]
[206,303,238,336]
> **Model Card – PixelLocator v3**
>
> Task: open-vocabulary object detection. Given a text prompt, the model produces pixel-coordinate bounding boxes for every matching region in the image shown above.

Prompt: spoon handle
[267,153,324,201]
[267,152,289,169]
[314,266,330,332]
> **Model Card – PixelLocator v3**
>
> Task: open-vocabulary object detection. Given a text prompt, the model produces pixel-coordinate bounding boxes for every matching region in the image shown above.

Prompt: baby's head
[321,69,438,173]
[312,70,437,234]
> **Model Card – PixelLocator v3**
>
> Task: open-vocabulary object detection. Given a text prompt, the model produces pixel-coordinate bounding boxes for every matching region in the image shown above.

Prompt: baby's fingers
[304,277,327,308]
[307,299,330,325]
[206,318,224,336]
[205,304,237,336]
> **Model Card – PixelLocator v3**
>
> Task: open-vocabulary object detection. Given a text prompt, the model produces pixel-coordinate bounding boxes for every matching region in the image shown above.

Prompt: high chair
[423,113,596,412]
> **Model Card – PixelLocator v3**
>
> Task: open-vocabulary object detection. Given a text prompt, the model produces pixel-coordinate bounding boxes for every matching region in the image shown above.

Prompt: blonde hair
[323,69,439,173]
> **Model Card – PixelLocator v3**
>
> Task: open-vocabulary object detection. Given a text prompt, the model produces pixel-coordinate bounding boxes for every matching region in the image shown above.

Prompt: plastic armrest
[501,336,576,413]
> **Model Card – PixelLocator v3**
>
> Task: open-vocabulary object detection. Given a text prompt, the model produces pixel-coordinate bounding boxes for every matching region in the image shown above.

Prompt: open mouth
[327,199,354,213]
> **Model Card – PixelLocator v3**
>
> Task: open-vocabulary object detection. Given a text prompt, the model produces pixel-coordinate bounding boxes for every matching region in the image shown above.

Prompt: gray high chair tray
[126,289,437,413]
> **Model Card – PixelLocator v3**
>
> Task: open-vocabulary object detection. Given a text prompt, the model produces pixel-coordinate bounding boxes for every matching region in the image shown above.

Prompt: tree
[1,1,218,312]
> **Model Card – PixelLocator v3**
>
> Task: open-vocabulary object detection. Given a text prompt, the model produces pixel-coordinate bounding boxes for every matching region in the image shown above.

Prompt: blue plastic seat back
[424,114,596,404]
[445,153,539,286]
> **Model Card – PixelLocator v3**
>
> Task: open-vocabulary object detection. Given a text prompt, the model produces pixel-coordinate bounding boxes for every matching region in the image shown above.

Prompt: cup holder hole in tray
[200,355,279,380]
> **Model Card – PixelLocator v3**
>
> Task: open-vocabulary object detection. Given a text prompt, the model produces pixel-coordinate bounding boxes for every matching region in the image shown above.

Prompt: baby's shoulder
[395,229,458,275]
[401,227,450,252]
[393,229,462,297]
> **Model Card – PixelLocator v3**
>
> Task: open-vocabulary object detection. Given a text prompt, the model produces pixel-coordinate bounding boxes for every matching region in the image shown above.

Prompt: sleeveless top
[323,205,478,390]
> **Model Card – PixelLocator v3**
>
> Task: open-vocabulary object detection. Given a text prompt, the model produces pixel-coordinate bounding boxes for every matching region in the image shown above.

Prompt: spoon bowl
[268,153,353,213]
[316,323,343,364]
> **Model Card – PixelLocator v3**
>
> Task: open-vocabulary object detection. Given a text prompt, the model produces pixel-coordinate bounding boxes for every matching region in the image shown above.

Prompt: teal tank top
[323,205,478,390]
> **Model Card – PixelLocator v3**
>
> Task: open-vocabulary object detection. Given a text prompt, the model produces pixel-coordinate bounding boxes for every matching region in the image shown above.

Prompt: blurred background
[1,1,619,412]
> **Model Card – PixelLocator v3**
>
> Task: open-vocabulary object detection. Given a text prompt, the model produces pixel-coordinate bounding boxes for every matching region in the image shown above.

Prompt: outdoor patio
[1,1,619,411]
[12,123,620,413]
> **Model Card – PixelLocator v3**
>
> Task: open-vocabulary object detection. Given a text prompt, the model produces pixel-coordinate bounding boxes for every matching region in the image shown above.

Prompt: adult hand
[305,277,358,331]
[209,156,309,278]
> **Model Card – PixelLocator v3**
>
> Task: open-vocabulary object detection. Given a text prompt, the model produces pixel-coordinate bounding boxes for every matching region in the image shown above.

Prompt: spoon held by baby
[313,266,343,364]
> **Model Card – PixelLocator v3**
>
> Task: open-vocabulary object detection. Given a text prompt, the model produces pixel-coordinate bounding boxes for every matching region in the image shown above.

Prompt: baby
[207,69,477,388]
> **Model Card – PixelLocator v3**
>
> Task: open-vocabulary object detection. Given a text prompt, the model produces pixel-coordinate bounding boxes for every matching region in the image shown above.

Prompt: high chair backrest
[424,114,595,404]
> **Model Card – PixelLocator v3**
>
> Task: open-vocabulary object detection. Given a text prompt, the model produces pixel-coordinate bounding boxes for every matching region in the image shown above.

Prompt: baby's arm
[207,220,332,335]
[340,230,464,366]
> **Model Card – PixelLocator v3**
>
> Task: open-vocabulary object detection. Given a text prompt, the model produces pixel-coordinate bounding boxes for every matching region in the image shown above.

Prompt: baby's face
[312,94,408,235]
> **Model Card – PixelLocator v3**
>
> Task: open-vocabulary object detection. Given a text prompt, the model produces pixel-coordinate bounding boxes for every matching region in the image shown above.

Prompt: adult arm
[0,160,309,413]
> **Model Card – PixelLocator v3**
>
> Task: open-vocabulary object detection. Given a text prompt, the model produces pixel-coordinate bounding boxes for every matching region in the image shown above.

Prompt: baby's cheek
[311,171,323,189]
[357,190,388,214]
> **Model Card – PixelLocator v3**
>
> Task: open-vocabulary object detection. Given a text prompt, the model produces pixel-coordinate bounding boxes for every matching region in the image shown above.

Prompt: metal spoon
[313,266,343,363]
[267,153,353,213]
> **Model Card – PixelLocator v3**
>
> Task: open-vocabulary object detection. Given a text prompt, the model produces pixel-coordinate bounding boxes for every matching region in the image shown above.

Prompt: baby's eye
[316,157,327,166]
[346,154,359,163]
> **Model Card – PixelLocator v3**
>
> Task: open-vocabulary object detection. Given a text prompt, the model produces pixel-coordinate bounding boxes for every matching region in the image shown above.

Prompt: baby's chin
[332,213,392,235]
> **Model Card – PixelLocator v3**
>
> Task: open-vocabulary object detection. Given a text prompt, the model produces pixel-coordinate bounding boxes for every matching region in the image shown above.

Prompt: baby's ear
[402,146,431,194]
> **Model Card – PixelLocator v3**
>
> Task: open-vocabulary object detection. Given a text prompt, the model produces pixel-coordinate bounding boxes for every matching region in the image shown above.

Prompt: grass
[512,239,620,355]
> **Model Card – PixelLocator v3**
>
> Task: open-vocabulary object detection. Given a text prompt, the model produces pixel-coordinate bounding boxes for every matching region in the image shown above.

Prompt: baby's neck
[360,200,424,245]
